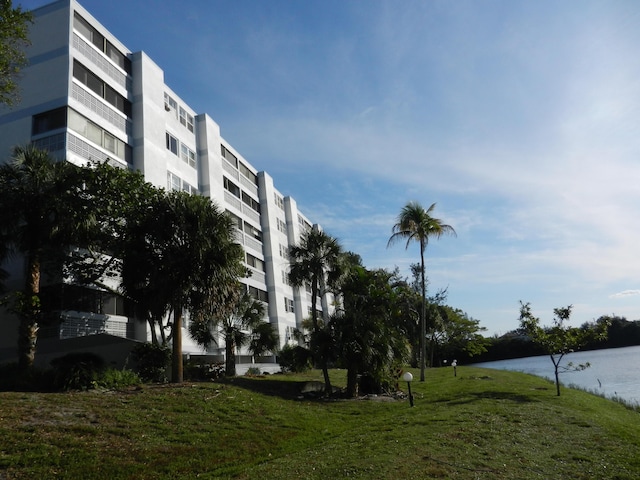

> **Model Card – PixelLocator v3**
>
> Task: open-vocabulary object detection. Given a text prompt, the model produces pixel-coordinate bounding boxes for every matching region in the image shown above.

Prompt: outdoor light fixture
[402,371,414,407]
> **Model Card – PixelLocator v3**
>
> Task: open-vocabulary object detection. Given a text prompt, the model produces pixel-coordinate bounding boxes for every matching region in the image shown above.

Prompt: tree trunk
[552,355,561,396]
[420,242,426,382]
[225,334,236,377]
[171,305,183,383]
[17,254,41,370]
[346,366,358,398]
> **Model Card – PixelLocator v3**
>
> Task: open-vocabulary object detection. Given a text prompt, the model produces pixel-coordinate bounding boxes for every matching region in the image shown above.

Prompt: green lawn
[1,366,638,479]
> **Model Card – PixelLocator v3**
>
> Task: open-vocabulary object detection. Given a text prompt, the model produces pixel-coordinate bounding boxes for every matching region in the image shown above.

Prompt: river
[471,345,640,405]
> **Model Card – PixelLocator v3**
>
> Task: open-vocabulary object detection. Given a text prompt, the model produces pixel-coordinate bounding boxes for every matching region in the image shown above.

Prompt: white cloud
[610,290,640,299]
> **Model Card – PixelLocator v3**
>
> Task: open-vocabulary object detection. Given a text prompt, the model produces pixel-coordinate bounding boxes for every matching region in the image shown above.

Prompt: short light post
[452,360,457,377]
[403,371,414,407]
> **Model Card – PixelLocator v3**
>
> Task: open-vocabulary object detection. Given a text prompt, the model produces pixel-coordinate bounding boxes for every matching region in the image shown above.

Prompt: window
[73,13,131,73]
[227,211,242,230]
[279,244,288,258]
[67,108,128,161]
[275,193,284,210]
[284,298,294,313]
[32,107,67,135]
[182,180,197,194]
[277,218,287,234]
[74,12,103,50]
[73,61,131,117]
[298,215,311,232]
[105,40,131,72]
[103,131,116,154]
[281,270,291,286]
[243,221,262,242]
[247,285,268,303]
[239,162,257,185]
[164,93,178,118]
[167,172,181,191]
[246,253,265,272]
[221,144,238,168]
[180,143,196,168]
[165,132,178,155]
[178,107,194,133]
[242,192,260,213]
[223,177,240,198]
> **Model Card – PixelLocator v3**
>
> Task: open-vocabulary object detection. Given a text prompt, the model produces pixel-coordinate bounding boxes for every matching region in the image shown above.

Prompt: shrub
[184,361,225,381]
[278,345,312,373]
[130,342,170,383]
[245,366,261,376]
[50,352,105,391]
[0,362,54,392]
[95,368,141,390]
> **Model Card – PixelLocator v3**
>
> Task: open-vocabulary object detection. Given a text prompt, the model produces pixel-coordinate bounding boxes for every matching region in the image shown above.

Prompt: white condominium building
[0,0,330,367]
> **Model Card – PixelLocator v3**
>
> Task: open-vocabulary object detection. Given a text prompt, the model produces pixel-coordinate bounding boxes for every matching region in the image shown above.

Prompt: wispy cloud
[610,290,640,299]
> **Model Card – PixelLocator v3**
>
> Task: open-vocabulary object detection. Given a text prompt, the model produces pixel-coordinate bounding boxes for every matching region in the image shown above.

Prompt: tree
[0,1,32,107]
[387,201,456,381]
[119,190,245,383]
[519,301,609,396]
[0,146,85,369]
[289,225,343,394]
[190,289,277,377]
[331,264,410,397]
[429,305,488,365]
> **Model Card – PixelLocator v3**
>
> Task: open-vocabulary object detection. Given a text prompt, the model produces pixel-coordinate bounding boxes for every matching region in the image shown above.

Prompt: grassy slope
[0,367,638,479]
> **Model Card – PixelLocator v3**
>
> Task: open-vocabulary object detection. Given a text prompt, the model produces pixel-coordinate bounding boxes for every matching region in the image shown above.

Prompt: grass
[1,366,639,479]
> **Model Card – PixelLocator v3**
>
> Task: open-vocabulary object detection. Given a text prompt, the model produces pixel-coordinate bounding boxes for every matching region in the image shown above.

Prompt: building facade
[0,0,329,367]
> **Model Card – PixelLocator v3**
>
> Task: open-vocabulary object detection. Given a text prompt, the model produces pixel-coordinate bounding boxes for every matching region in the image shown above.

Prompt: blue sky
[19,0,640,335]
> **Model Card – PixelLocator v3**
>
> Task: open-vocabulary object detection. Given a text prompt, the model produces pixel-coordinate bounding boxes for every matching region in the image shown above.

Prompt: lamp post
[452,360,457,377]
[402,371,414,407]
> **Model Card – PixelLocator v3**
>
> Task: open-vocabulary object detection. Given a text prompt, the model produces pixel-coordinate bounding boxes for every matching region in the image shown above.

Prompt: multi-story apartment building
[0,0,330,369]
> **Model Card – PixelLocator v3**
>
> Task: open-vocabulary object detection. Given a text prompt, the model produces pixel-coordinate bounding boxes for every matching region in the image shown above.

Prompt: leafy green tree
[62,161,158,293]
[429,305,488,365]
[119,190,245,383]
[289,226,343,394]
[190,289,277,377]
[0,146,85,369]
[519,301,609,396]
[331,264,410,397]
[387,201,456,381]
[0,1,32,107]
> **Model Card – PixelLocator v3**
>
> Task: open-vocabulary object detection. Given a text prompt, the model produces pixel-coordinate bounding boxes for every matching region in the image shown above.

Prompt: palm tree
[120,190,245,383]
[331,265,410,397]
[387,202,456,381]
[289,225,343,394]
[190,289,275,376]
[0,145,83,369]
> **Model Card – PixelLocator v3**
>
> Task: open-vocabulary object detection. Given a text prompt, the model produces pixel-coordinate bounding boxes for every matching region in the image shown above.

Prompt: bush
[95,368,141,390]
[184,361,225,381]
[130,342,170,383]
[278,345,312,373]
[0,362,55,392]
[245,366,261,376]
[51,352,105,391]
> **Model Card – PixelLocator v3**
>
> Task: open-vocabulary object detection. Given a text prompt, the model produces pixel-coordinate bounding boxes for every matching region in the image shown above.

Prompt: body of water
[471,345,640,405]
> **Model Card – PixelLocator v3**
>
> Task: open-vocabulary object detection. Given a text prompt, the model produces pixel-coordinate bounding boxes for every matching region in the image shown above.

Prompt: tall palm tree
[289,226,343,394]
[0,145,84,369]
[387,201,456,381]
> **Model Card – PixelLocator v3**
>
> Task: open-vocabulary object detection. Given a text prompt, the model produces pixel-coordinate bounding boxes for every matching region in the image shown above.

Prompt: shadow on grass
[215,376,324,401]
[438,390,538,405]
